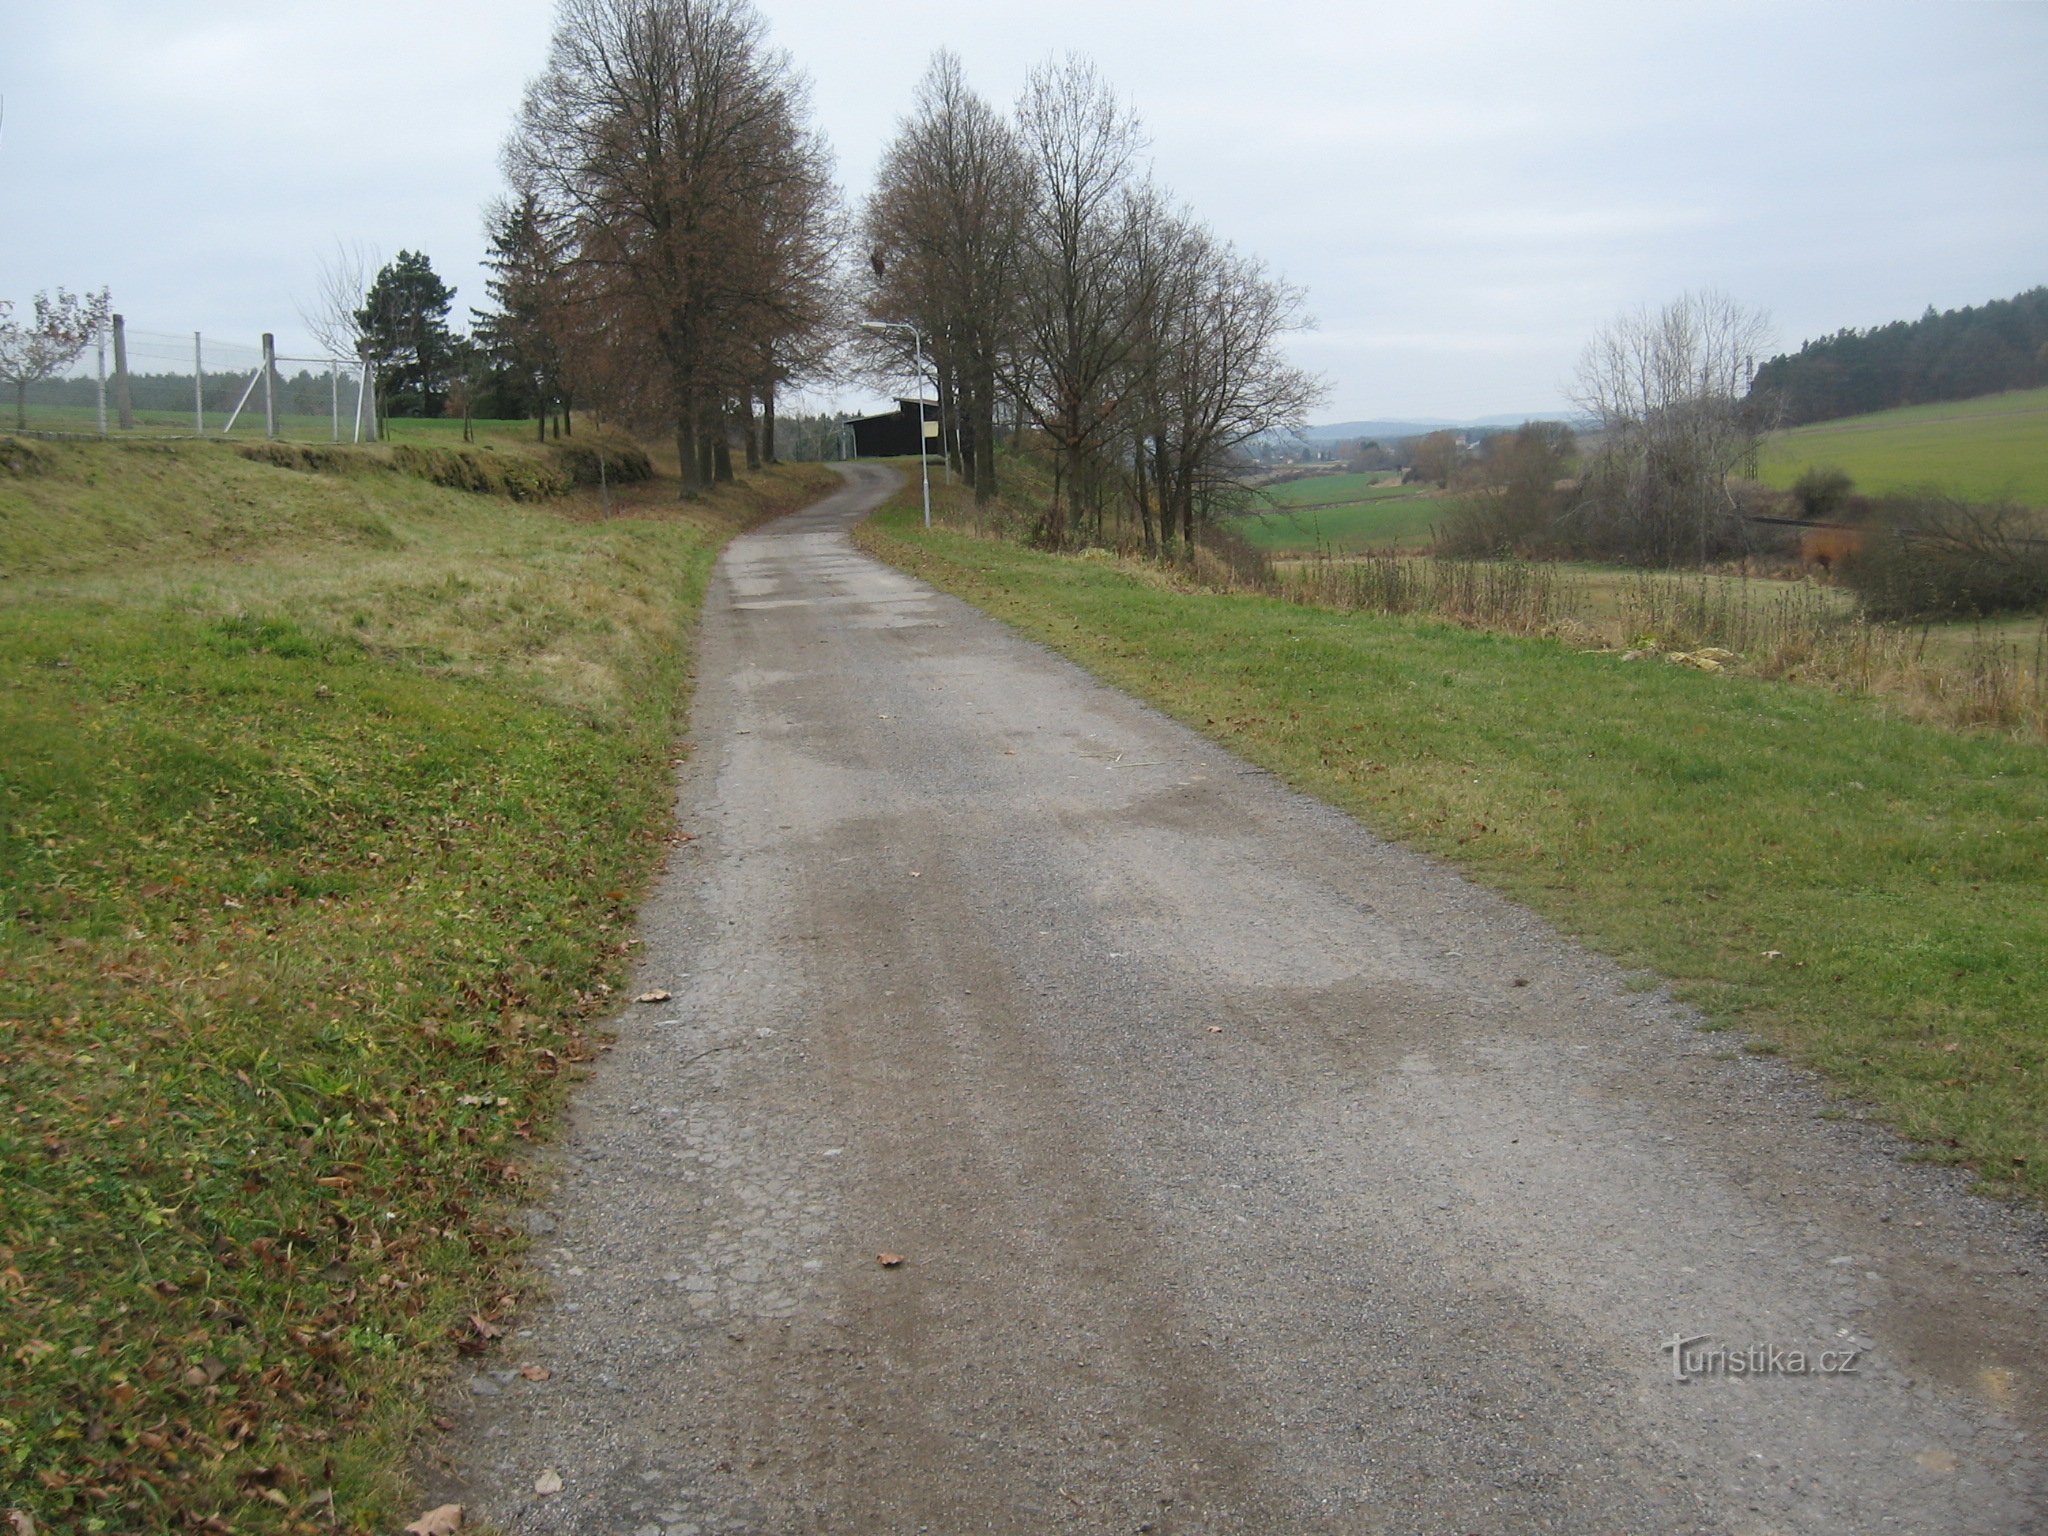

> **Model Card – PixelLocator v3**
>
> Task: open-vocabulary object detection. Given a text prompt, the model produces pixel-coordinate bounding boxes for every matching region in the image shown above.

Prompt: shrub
[1840,492,2048,620]
[1436,422,1575,557]
[1790,464,1856,521]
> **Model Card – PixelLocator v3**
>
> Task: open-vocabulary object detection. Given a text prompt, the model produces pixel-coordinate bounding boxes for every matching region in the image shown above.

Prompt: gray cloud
[3,0,2041,421]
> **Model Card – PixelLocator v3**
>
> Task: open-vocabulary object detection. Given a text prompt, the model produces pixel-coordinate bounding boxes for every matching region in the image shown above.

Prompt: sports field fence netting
[8,314,379,442]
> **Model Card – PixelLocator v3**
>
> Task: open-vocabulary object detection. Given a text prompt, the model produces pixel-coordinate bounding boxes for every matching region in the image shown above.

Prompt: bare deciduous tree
[1122,196,1323,553]
[508,0,839,495]
[863,50,1032,504]
[1570,289,1776,564]
[856,51,1321,555]
[299,242,376,362]
[1013,56,1147,542]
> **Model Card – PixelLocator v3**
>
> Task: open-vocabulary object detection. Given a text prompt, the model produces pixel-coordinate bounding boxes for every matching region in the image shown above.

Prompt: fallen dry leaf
[469,1313,504,1341]
[877,1252,905,1268]
[1206,1025,1224,1034]
[9,1509,40,1536]
[534,1468,564,1497]
[519,1364,552,1382]
[403,1505,463,1536]
[635,990,672,1004]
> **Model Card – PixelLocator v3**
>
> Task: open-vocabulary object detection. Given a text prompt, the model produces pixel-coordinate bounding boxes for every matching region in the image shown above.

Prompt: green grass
[0,437,833,1533]
[1254,470,1408,507]
[1759,386,2048,506]
[857,496,2048,1207]
[1233,480,1443,554]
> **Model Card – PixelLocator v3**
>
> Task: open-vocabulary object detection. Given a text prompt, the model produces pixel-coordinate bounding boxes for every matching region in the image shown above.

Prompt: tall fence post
[193,332,204,434]
[94,321,108,437]
[111,315,134,430]
[262,333,277,440]
[330,359,340,443]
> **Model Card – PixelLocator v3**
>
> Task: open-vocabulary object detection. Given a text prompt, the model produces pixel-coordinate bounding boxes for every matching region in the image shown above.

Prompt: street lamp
[860,318,932,529]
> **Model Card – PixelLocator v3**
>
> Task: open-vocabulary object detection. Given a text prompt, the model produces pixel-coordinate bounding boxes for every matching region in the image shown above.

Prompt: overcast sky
[3,0,2043,422]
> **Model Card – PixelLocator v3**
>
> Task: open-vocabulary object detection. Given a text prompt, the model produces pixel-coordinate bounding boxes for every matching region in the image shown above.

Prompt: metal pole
[331,360,340,443]
[193,332,203,434]
[915,327,932,530]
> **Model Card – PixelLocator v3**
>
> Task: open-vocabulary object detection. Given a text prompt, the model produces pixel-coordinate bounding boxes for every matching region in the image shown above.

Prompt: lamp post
[860,319,932,530]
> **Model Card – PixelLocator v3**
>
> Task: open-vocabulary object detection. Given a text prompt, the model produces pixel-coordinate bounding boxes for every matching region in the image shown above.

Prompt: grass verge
[855,494,2048,1205]
[1,438,834,1533]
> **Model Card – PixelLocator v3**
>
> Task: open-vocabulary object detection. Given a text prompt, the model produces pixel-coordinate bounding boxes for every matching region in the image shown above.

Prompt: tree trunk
[762,382,778,465]
[14,380,25,431]
[1134,436,1153,555]
[713,404,735,483]
[742,396,761,471]
[972,363,998,503]
[931,354,954,477]
[676,377,705,498]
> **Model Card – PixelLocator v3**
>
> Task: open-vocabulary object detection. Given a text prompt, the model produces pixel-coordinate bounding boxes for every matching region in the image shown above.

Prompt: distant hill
[1753,285,2048,427]
[1298,413,1584,444]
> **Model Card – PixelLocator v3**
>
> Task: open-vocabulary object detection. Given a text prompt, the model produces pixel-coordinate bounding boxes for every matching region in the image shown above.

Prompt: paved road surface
[426,464,2048,1534]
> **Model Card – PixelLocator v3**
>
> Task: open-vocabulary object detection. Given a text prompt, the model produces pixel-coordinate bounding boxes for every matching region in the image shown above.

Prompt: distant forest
[1753,285,2048,426]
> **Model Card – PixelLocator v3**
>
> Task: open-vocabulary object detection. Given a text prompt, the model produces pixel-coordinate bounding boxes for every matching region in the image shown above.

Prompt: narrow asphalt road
[426,464,2048,1534]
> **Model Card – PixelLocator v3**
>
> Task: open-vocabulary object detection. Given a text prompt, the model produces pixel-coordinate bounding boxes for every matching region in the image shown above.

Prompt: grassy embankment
[0,434,833,1533]
[856,485,2048,1206]
[1758,386,2048,507]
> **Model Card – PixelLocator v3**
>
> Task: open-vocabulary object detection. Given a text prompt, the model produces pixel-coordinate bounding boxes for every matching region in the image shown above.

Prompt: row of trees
[1753,285,2048,427]
[861,52,1323,552]
[287,10,1317,515]
[487,0,842,494]
[302,0,842,472]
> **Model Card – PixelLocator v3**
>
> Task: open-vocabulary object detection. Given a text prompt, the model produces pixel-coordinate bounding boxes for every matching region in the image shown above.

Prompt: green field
[1759,386,2048,506]
[0,435,832,1532]
[858,493,2048,1212]
[1234,476,1442,552]
[1255,470,1405,506]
